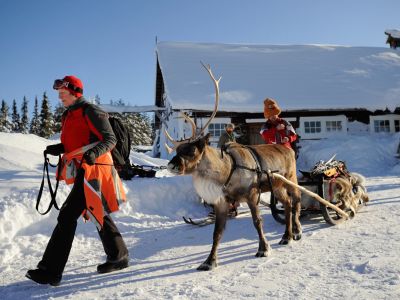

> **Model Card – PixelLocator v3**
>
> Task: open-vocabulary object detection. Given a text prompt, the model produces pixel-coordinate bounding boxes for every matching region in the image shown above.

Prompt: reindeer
[165,64,302,271]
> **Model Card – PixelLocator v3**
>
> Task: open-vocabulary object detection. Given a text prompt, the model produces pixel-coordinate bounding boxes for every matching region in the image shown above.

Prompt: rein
[36,154,62,215]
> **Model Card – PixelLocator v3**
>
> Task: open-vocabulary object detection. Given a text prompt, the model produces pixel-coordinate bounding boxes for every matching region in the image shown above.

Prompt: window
[374,120,390,132]
[208,123,226,138]
[304,121,321,134]
[326,121,342,132]
[395,120,400,132]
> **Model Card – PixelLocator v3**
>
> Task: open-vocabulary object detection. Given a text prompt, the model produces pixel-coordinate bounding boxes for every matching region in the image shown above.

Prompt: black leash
[36,153,62,215]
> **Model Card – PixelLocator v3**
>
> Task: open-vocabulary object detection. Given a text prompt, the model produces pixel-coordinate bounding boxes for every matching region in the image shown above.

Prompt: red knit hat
[62,75,83,97]
[53,75,83,97]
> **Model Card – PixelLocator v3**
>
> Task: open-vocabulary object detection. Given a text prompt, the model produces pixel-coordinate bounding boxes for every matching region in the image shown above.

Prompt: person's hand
[281,137,289,143]
[83,150,96,165]
[276,124,285,130]
[44,143,64,156]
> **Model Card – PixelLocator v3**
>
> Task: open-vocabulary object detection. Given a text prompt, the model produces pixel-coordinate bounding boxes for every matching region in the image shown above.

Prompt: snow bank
[0,132,399,299]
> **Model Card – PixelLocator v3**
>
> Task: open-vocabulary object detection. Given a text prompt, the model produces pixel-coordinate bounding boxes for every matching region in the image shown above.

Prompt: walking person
[26,75,129,286]
[260,98,297,150]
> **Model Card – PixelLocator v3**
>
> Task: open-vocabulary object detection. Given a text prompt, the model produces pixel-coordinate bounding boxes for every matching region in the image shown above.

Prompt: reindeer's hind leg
[247,192,271,257]
[274,188,293,245]
[197,199,229,271]
[289,186,302,241]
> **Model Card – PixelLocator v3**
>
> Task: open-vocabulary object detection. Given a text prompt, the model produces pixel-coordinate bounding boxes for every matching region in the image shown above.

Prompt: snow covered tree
[39,92,54,138]
[20,96,29,134]
[11,99,21,132]
[121,112,153,146]
[53,103,65,133]
[0,100,12,132]
[95,94,101,105]
[30,96,41,135]
[108,99,153,146]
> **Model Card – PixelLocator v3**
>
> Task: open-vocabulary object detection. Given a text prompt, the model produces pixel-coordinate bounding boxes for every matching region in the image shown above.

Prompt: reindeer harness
[221,144,276,204]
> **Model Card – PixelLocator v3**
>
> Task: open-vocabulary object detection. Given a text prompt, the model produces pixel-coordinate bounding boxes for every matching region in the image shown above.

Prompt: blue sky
[0,0,399,113]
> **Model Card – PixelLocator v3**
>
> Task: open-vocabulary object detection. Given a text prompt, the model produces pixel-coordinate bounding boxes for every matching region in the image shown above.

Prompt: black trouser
[38,169,128,276]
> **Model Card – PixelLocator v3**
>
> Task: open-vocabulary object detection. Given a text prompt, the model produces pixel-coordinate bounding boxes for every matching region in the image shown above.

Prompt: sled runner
[183,209,252,227]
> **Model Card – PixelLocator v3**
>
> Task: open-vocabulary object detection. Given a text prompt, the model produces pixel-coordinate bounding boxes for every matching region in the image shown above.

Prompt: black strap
[222,145,275,205]
[243,146,266,205]
[36,154,61,215]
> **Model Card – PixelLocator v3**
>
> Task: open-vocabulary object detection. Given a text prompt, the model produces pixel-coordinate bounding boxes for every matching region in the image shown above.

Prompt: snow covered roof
[385,29,400,39]
[156,42,400,113]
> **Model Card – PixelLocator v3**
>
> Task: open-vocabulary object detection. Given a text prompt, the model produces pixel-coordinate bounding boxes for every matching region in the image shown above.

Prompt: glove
[44,143,64,156]
[83,150,96,166]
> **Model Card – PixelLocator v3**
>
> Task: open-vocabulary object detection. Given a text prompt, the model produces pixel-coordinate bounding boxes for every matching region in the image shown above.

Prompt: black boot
[97,258,129,274]
[26,268,62,286]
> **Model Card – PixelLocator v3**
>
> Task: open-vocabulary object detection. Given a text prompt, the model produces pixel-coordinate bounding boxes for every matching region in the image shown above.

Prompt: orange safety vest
[58,143,126,229]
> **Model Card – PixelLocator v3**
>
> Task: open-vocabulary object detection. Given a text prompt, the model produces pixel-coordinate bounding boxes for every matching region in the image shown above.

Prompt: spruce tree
[30,96,41,135]
[39,92,54,138]
[11,99,21,132]
[0,100,12,132]
[121,112,153,146]
[95,94,101,105]
[53,102,65,133]
[20,96,29,134]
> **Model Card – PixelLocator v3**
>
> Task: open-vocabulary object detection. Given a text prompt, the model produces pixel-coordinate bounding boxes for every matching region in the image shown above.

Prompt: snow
[0,132,400,299]
[156,42,400,112]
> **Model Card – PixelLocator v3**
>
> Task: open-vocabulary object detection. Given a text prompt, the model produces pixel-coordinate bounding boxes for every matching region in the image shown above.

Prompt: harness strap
[36,154,62,215]
[222,151,236,190]
[222,144,275,205]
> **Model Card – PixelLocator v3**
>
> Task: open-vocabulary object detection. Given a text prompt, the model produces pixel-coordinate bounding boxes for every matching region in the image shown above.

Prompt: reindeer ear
[204,133,211,144]
[195,133,210,151]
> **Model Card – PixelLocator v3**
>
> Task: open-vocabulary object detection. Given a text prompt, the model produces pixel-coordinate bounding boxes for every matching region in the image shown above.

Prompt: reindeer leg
[292,199,302,240]
[247,195,271,257]
[275,189,293,245]
[197,200,229,271]
[291,189,302,241]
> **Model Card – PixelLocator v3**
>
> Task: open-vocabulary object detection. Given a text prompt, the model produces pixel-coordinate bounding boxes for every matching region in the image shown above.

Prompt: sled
[269,166,367,226]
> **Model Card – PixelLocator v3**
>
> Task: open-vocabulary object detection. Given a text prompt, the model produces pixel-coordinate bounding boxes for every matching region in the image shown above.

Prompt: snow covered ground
[0,132,399,299]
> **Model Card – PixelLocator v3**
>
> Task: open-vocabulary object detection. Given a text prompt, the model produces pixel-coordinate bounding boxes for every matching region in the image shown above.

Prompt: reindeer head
[167,133,211,175]
[165,63,221,175]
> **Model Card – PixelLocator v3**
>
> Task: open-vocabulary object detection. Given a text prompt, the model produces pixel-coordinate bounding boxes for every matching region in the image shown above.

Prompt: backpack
[81,103,131,168]
[108,116,131,167]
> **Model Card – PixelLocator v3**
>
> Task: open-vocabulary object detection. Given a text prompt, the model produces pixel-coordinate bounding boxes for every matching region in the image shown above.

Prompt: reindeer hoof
[293,233,302,241]
[255,250,270,257]
[279,238,291,245]
[197,261,217,271]
[255,245,272,257]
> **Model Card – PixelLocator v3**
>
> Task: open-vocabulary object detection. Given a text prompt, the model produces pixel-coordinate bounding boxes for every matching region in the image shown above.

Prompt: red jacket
[260,118,297,149]
[58,98,126,229]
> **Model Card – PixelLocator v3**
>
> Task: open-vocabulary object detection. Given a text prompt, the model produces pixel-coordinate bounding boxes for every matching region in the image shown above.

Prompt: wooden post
[271,172,349,219]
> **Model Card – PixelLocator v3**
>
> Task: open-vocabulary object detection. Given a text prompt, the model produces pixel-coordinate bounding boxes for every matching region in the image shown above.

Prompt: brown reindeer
[166,64,302,271]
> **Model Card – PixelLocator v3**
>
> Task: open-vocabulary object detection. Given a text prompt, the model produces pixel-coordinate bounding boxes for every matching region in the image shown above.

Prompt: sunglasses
[53,79,83,93]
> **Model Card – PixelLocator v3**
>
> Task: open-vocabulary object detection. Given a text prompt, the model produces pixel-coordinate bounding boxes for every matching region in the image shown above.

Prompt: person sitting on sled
[26,75,129,286]
[260,98,297,150]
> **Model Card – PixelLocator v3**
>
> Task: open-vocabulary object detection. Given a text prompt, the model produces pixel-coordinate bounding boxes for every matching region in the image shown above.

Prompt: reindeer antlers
[199,62,221,137]
[164,112,197,154]
[164,62,221,154]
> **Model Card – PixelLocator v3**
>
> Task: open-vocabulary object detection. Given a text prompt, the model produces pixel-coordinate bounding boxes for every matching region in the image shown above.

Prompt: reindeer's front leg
[197,199,229,271]
[247,193,271,257]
